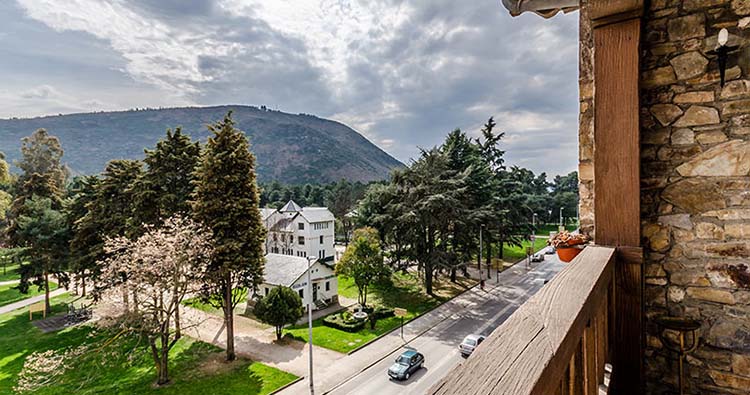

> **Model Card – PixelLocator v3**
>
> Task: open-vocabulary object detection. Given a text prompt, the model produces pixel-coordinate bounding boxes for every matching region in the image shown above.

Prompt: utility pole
[307,256,315,395]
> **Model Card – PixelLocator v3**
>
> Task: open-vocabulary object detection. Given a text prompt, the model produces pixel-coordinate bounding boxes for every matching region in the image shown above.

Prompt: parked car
[388,349,424,380]
[531,252,545,262]
[545,246,556,254]
[459,334,485,357]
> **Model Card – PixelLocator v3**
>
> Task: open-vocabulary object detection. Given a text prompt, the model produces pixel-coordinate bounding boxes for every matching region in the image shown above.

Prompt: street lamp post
[479,224,485,288]
[559,207,564,228]
[306,256,316,395]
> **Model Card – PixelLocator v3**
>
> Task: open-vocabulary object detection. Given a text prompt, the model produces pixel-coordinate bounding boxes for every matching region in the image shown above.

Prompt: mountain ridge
[0,105,403,184]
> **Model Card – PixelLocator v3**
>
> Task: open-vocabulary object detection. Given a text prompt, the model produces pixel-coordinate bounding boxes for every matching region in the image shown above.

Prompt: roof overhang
[500,0,579,18]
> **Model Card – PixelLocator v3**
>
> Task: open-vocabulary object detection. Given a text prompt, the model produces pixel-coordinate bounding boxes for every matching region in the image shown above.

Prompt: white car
[531,252,545,262]
[459,334,485,357]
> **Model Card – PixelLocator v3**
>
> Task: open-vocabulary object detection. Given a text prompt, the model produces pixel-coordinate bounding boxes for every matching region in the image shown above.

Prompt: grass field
[183,288,248,314]
[0,296,297,395]
[0,264,20,282]
[0,282,58,307]
[285,272,475,353]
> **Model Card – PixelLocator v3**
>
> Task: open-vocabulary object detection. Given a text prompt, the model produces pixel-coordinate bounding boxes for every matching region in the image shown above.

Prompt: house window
[298,289,304,299]
[265,287,269,296]
[319,235,324,244]
[299,222,305,230]
[298,236,305,245]
[326,281,330,291]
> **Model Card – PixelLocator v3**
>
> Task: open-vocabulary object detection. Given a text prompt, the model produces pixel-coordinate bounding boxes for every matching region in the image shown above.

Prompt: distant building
[250,201,338,311]
[261,200,335,261]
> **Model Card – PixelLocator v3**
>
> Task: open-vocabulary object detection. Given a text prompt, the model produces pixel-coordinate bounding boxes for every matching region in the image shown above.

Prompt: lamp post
[306,256,316,395]
[479,224,485,288]
[559,207,564,228]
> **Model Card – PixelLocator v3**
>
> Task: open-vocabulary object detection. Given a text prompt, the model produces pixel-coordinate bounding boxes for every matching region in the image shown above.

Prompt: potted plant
[548,231,590,263]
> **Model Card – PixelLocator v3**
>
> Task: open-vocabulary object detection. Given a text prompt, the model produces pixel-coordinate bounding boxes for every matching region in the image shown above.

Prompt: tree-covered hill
[0,106,403,184]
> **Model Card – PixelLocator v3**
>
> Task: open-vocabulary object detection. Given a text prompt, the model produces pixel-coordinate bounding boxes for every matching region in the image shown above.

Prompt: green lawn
[0,282,58,307]
[183,288,248,314]
[285,272,474,353]
[0,296,297,395]
[0,264,20,282]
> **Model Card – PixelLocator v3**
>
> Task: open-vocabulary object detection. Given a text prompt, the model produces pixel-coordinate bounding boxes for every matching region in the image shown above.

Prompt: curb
[270,376,304,395]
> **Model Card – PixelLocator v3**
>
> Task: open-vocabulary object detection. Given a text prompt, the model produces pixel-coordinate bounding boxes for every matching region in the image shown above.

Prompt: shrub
[372,306,395,319]
[322,313,366,332]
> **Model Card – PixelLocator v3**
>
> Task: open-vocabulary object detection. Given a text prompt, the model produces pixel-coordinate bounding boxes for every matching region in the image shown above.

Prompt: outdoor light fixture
[707,28,739,87]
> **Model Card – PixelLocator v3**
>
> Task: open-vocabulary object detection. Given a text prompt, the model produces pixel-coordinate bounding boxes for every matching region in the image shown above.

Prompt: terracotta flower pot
[556,246,584,263]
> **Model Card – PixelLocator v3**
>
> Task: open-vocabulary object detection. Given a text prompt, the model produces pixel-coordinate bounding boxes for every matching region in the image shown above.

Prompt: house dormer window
[298,223,305,230]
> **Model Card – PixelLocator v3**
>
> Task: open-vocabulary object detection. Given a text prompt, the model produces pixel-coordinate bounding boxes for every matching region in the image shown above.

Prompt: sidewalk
[181,305,346,377]
[0,288,69,315]
[0,279,20,287]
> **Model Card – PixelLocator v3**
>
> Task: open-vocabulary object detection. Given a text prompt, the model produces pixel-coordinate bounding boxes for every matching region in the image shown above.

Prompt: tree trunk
[81,275,86,297]
[173,292,181,339]
[276,325,282,340]
[450,267,456,283]
[486,233,492,280]
[122,288,130,313]
[224,276,236,361]
[44,271,51,314]
[158,333,170,385]
[425,265,433,295]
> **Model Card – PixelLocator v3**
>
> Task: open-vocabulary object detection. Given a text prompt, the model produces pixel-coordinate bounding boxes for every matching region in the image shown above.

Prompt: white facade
[256,253,339,310]
[261,200,335,261]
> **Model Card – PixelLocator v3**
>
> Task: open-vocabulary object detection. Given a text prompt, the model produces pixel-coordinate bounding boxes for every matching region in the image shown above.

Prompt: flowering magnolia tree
[95,215,213,385]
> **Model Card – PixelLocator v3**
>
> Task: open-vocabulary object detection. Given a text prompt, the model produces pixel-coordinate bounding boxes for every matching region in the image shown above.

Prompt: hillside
[0,106,403,184]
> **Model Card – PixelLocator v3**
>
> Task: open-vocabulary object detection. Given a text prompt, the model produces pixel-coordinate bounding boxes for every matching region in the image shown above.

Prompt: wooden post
[590,1,644,393]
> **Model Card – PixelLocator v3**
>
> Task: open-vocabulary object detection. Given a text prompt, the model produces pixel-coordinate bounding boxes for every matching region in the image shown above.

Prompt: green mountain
[0,106,403,184]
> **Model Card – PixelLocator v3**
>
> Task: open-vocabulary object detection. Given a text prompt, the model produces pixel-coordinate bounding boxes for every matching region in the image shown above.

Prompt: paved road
[326,248,564,395]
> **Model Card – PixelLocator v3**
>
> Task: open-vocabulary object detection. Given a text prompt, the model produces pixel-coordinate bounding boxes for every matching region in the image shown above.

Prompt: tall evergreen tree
[192,112,266,361]
[131,128,201,230]
[67,175,100,296]
[7,129,68,244]
[73,160,142,297]
[16,196,70,313]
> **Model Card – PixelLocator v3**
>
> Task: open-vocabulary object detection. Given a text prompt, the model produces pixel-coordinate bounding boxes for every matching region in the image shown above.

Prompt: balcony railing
[429,245,616,395]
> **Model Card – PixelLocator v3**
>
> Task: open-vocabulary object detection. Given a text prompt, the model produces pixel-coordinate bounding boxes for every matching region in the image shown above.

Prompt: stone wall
[579,0,595,238]
[640,1,750,394]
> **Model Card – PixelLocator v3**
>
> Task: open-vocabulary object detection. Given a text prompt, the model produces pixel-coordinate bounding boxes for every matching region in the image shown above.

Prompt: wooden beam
[589,0,644,26]
[593,14,643,395]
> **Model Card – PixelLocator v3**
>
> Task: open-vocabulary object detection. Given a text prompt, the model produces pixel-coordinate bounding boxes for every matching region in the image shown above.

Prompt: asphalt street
[327,248,565,395]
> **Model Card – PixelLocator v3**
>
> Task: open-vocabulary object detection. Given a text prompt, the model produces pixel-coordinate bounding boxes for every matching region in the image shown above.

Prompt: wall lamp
[707,28,739,87]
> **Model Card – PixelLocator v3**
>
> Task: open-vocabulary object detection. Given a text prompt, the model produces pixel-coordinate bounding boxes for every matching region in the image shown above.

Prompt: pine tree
[131,128,200,230]
[7,129,68,244]
[67,175,100,296]
[192,112,266,361]
[16,197,70,313]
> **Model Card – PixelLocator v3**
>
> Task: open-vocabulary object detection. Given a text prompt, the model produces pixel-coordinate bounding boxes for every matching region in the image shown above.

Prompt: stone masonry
[639,1,750,394]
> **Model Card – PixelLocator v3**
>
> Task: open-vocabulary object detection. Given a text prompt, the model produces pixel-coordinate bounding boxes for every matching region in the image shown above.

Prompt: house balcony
[429,245,628,395]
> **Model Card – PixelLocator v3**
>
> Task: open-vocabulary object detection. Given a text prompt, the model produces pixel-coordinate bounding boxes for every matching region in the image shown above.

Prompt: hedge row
[321,306,396,333]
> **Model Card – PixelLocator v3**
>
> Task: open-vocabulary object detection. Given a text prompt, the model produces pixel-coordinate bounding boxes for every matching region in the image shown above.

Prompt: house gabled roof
[263,254,310,286]
[500,0,578,18]
[260,208,276,220]
[299,207,335,223]
[279,200,303,213]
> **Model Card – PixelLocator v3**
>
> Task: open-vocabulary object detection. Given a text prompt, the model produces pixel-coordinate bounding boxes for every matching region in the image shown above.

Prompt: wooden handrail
[429,245,616,395]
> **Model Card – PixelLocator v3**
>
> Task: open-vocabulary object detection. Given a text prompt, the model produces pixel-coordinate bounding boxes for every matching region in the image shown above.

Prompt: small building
[261,200,335,261]
[254,253,338,310]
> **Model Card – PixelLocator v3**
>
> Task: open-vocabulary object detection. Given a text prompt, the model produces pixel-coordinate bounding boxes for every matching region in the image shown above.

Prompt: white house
[251,200,338,310]
[261,200,335,261]
[255,253,338,310]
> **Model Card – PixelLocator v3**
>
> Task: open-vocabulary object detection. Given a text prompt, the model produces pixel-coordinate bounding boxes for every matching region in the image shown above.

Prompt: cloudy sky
[0,0,579,176]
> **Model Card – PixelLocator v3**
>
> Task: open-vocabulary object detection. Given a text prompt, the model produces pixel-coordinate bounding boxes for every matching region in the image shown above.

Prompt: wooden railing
[429,245,616,395]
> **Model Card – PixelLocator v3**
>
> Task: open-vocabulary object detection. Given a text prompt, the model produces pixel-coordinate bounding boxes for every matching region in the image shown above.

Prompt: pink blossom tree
[95,215,213,385]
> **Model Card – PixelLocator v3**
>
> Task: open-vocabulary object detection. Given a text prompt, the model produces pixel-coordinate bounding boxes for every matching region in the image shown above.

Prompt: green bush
[322,313,366,332]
